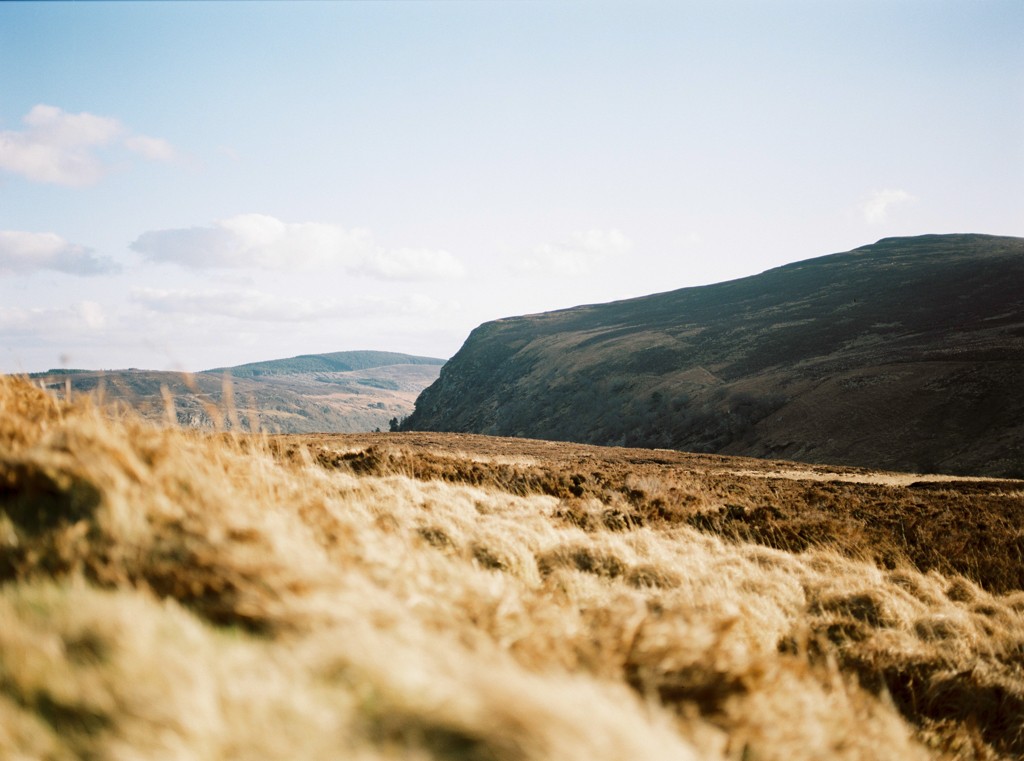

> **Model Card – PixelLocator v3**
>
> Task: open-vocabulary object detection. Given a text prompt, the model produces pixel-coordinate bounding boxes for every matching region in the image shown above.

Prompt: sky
[1,0,1022,373]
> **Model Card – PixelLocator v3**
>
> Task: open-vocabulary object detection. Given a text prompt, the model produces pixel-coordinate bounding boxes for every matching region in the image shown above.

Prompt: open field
[3,376,1024,760]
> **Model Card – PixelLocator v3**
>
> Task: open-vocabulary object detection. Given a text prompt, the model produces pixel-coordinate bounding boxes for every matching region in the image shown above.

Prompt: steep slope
[30,350,445,433]
[405,234,1024,477]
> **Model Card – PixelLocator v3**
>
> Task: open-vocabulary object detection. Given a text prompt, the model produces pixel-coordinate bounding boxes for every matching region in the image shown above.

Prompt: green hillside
[404,234,1024,477]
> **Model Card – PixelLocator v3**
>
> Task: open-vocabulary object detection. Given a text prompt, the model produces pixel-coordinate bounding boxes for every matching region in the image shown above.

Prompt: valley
[5,235,1024,760]
[29,350,445,434]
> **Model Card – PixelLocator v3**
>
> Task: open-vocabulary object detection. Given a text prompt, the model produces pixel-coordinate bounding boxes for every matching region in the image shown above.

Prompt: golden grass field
[3,375,1024,760]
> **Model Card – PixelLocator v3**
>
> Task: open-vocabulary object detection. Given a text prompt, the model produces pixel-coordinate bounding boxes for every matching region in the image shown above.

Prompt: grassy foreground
[2,377,1024,760]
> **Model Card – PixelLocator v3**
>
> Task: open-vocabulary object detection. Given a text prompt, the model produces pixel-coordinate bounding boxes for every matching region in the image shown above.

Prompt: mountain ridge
[205,349,445,378]
[404,234,1024,477]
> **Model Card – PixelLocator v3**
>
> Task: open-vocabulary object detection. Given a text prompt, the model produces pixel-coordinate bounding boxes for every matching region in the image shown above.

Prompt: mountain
[404,234,1024,477]
[30,350,445,433]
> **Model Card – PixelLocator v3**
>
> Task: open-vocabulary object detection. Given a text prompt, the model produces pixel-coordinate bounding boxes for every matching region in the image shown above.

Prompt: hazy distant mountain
[404,234,1024,477]
[207,350,446,378]
[31,351,446,434]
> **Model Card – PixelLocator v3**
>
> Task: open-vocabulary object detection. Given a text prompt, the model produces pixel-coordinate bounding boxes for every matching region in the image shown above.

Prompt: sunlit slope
[29,350,445,434]
[405,234,1024,477]
[3,377,1024,759]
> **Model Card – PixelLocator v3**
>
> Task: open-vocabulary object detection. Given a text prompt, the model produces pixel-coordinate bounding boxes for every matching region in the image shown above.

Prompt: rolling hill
[29,350,445,434]
[404,234,1024,477]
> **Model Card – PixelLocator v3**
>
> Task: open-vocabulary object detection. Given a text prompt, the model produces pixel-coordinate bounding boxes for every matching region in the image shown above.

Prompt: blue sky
[1,1,1021,373]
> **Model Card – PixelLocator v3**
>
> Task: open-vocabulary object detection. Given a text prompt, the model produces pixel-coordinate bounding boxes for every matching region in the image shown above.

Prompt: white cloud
[131,287,444,323]
[0,230,119,276]
[124,135,176,162]
[860,188,915,224]
[77,301,107,329]
[363,247,466,280]
[130,214,466,280]
[516,228,633,276]
[0,104,175,186]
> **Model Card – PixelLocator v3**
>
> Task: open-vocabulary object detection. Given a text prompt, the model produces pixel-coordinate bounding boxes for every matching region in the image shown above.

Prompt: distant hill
[208,350,446,378]
[404,234,1024,477]
[30,351,446,434]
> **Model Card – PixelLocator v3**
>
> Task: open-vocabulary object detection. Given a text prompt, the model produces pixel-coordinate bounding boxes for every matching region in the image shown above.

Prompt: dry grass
[2,376,1024,760]
[301,433,1024,594]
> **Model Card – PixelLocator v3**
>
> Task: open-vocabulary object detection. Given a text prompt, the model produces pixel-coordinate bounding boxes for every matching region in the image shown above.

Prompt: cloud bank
[0,230,118,276]
[130,214,465,280]
[860,188,915,224]
[516,229,633,276]
[0,104,175,186]
[132,287,443,322]
[0,301,107,336]
[132,287,354,323]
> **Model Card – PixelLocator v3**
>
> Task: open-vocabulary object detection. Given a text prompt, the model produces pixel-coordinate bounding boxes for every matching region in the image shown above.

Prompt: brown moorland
[302,431,1024,595]
[3,376,1024,760]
